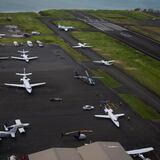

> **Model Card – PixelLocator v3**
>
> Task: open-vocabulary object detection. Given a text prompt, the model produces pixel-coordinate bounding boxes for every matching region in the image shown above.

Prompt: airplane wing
[72,46,81,48]
[94,115,110,118]
[4,83,25,88]
[115,114,125,118]
[28,56,38,60]
[127,147,154,155]
[11,56,24,60]
[30,82,46,87]
[0,57,9,60]
[93,61,102,63]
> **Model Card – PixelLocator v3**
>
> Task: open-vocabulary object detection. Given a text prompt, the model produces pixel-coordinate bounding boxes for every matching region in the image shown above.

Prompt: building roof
[29,142,133,160]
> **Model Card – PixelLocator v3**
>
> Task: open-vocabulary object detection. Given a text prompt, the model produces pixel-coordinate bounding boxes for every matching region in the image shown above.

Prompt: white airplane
[94,107,125,127]
[11,49,38,62]
[127,147,154,160]
[58,24,74,31]
[4,68,46,94]
[0,126,18,140]
[72,43,92,48]
[93,60,115,66]
[0,57,9,60]
[4,119,30,133]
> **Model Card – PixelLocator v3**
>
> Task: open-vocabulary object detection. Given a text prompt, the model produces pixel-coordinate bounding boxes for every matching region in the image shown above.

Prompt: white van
[27,40,33,47]
[13,41,19,47]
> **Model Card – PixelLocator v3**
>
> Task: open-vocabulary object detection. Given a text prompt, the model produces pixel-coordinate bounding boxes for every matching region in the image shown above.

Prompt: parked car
[50,97,63,102]
[36,40,44,47]
[83,105,94,110]
[31,31,40,35]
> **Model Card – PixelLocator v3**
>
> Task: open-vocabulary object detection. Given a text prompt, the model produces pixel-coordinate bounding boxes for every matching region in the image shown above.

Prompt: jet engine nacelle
[27,78,30,81]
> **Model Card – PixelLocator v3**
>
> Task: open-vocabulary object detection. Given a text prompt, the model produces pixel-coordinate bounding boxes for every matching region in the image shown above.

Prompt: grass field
[119,94,160,120]
[87,10,157,25]
[92,69,121,89]
[72,31,160,96]
[0,12,53,34]
[39,9,75,19]
[54,20,91,29]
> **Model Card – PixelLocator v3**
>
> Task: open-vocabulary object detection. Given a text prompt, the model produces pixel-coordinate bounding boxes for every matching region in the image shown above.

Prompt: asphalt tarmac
[0,45,160,160]
[72,11,160,61]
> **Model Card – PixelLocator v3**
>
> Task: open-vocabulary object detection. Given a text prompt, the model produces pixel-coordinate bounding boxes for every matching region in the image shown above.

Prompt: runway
[72,11,160,61]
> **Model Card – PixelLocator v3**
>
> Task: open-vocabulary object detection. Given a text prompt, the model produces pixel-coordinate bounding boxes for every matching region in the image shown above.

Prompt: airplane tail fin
[85,70,90,77]
[16,68,32,76]
[3,124,9,131]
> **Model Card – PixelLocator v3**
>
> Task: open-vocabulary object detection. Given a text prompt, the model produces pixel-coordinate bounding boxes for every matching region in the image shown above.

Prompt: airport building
[28,142,133,160]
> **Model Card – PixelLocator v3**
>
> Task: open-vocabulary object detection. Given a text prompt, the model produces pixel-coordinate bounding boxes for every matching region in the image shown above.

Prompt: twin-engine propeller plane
[74,70,101,85]
[93,60,115,66]
[94,107,125,127]
[127,147,154,160]
[58,24,74,31]
[11,49,38,62]
[4,68,46,94]
[4,119,30,133]
[72,43,92,48]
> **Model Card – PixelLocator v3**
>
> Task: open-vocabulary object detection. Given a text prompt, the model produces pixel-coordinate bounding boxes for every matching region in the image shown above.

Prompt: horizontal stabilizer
[94,115,110,118]
[127,147,154,155]
[16,73,32,76]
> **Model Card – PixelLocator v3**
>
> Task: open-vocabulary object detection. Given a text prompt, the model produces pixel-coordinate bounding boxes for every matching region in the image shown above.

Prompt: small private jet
[94,107,125,127]
[72,43,92,48]
[127,147,154,160]
[4,119,30,133]
[58,24,74,31]
[74,70,101,85]
[0,126,18,140]
[0,57,9,60]
[93,60,115,66]
[4,68,46,94]
[11,49,38,62]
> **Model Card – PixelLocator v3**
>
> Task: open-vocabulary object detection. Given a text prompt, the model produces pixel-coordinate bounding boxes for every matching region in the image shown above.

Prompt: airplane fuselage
[82,77,95,85]
[104,109,120,127]
[22,54,29,62]
[21,77,32,93]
